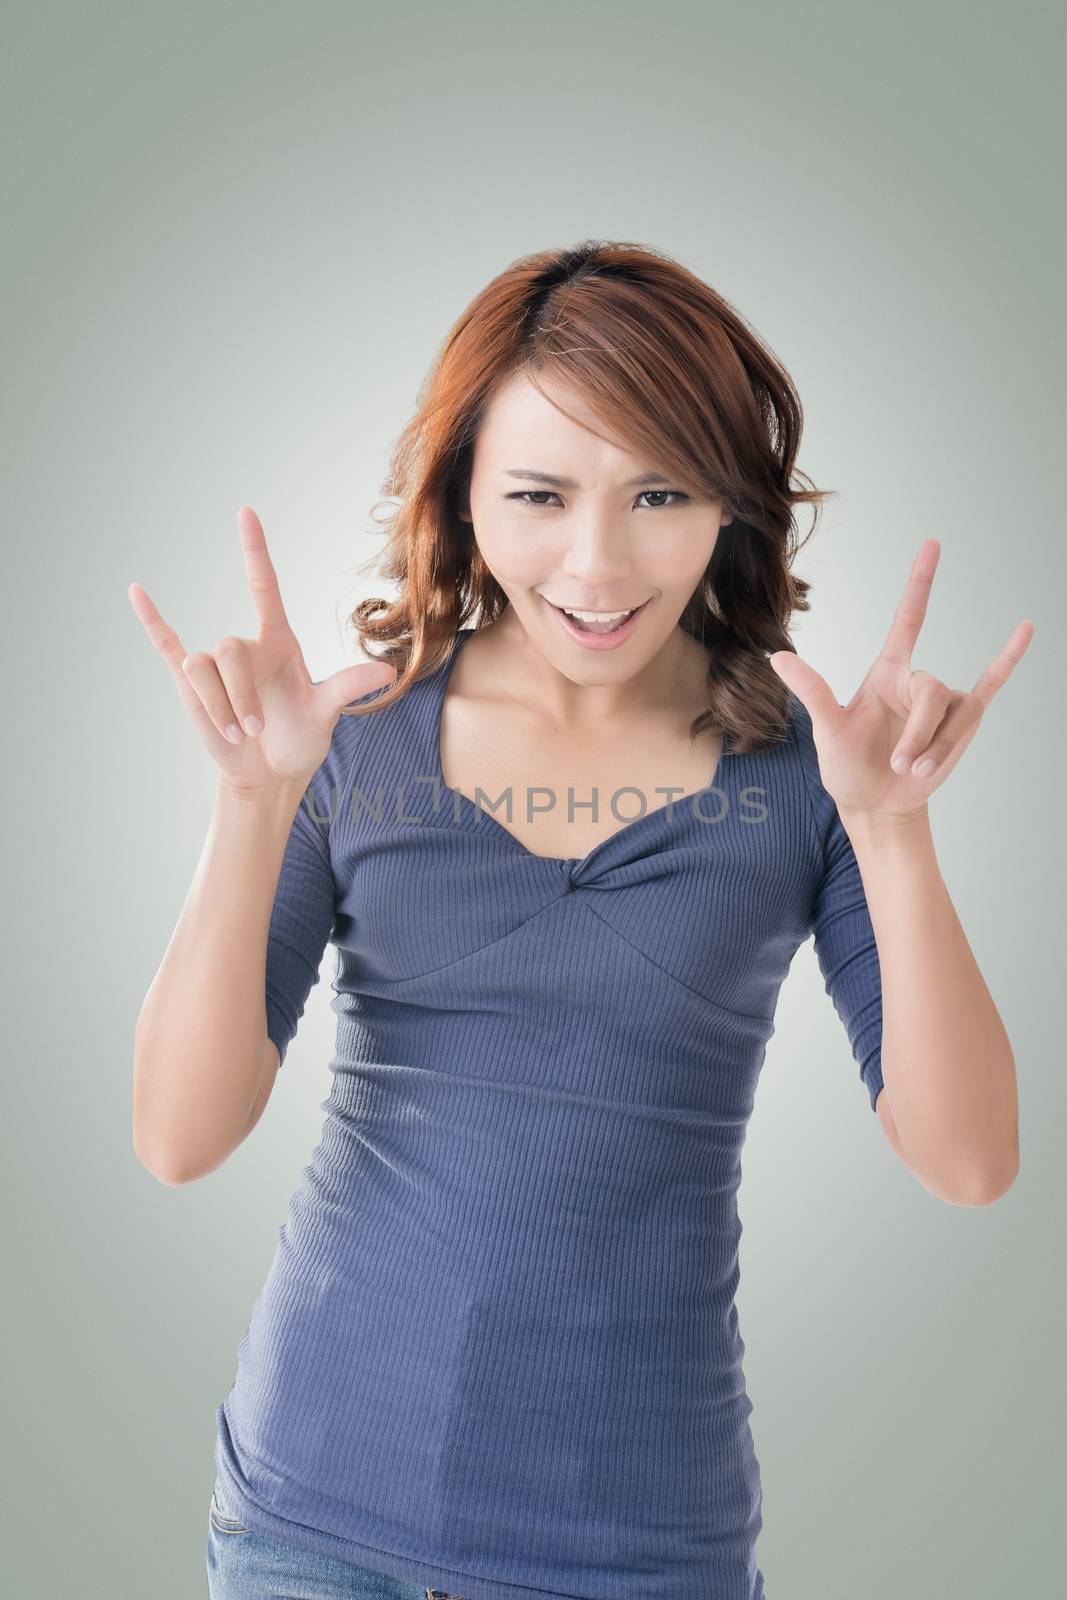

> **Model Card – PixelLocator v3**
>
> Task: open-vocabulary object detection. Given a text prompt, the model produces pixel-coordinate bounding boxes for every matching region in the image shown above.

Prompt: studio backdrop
[3,2,1062,1597]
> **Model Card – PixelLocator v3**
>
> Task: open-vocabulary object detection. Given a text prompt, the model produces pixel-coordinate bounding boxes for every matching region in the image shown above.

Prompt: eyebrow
[503,468,672,489]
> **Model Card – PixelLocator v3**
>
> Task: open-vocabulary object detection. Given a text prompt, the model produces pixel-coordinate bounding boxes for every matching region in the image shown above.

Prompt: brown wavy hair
[342,238,831,753]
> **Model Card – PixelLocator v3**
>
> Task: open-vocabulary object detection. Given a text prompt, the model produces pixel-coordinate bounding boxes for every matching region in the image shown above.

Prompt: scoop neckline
[427,626,733,874]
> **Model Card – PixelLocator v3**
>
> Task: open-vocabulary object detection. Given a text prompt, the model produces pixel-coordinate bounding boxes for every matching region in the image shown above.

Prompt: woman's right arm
[132,775,307,1184]
[126,507,395,1185]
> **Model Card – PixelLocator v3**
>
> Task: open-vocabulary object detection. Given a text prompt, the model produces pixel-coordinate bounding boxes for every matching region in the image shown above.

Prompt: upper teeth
[562,606,635,621]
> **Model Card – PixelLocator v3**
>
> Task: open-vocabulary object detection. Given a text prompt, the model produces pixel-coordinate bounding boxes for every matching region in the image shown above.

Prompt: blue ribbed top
[214,626,884,1600]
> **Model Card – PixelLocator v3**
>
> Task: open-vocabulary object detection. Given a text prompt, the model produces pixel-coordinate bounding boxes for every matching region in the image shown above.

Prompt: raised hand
[128,506,396,795]
[767,538,1033,820]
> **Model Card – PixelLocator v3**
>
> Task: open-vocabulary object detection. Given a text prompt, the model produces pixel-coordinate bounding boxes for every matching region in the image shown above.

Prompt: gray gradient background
[3,1,1062,1595]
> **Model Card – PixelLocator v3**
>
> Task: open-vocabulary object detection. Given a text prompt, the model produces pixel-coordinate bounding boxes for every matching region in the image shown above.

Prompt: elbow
[891,1081,1020,1209]
[958,1155,1019,1208]
[132,1051,254,1186]
[937,1151,1019,1208]
[133,1111,244,1183]
[132,1100,195,1185]
[134,1141,204,1186]
[134,1126,223,1186]
[961,1117,1021,1207]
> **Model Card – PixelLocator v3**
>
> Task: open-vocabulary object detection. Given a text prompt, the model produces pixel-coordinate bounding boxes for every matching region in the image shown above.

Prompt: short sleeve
[789,693,885,1114]
[809,804,885,1113]
[264,760,339,1069]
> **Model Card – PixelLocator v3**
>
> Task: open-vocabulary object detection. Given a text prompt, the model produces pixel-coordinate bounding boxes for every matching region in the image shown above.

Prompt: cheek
[635,529,716,590]
[472,524,552,587]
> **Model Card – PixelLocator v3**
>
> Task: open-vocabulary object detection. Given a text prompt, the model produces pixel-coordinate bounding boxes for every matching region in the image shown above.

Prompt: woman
[130,240,1028,1600]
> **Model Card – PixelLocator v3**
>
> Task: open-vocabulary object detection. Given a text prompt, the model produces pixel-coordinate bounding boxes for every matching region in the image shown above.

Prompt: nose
[557,512,636,589]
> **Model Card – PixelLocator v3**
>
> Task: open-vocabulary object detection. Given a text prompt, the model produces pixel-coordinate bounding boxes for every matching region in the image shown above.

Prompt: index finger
[238,505,292,633]
[879,537,940,667]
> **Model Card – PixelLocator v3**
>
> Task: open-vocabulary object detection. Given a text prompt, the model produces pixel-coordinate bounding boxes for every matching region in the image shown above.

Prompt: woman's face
[459,369,731,679]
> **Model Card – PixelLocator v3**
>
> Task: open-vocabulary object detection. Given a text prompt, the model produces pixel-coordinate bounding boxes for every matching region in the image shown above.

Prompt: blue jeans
[206,1476,457,1599]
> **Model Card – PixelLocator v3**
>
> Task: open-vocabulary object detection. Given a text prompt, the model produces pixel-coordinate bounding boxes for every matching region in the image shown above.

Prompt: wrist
[216,772,310,813]
[837,802,931,850]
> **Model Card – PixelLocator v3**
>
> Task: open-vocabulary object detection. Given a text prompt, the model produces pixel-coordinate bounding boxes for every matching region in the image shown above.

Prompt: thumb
[767,650,843,741]
[319,660,397,717]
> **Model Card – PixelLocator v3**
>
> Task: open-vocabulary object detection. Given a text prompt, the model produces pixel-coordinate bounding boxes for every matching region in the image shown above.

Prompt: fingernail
[914,756,935,777]
[891,754,910,774]
[225,723,243,743]
[243,714,262,736]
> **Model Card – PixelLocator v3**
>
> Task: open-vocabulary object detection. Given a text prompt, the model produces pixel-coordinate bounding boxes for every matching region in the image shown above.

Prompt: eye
[505,490,690,510]
[637,490,689,510]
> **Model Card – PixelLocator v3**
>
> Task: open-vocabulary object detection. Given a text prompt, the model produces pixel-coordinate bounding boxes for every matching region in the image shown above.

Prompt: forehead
[476,370,637,463]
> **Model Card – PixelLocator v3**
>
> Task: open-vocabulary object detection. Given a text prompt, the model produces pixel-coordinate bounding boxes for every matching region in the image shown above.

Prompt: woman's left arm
[771,537,1033,1207]
[836,803,1018,1205]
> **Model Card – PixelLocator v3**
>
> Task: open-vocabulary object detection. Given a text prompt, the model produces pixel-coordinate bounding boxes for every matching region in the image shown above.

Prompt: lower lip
[542,594,653,650]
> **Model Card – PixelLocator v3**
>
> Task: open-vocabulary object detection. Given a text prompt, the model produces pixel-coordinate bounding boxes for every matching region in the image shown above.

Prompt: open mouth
[545,597,652,635]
